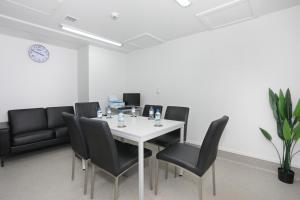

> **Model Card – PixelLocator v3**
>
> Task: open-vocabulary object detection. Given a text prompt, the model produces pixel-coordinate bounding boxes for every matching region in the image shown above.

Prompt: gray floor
[0,145,299,200]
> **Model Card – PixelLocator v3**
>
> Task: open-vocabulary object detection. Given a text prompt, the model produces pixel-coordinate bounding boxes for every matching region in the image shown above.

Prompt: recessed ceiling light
[175,0,191,8]
[60,24,122,47]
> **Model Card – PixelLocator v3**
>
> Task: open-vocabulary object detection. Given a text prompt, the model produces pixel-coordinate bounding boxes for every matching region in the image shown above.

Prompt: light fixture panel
[60,24,122,47]
[175,0,191,8]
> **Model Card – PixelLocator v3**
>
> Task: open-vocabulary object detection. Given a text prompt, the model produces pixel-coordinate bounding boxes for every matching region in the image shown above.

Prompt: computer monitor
[123,93,140,106]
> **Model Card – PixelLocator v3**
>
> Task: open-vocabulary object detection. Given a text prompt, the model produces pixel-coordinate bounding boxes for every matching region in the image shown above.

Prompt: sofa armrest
[0,122,10,158]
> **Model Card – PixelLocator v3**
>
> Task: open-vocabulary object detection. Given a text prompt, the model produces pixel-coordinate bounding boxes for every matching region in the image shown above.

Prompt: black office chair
[142,105,163,117]
[148,106,189,178]
[75,102,100,118]
[79,117,153,200]
[155,116,229,200]
[62,112,90,195]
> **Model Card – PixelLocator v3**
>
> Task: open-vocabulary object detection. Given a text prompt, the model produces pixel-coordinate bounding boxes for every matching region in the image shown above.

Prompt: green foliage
[278,90,285,119]
[260,88,300,171]
[294,100,300,118]
[259,128,272,141]
[283,120,292,141]
[293,123,300,141]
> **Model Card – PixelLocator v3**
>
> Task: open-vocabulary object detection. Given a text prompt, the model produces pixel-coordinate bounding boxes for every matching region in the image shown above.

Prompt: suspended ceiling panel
[196,0,254,29]
[5,0,63,15]
[124,33,165,49]
[0,0,300,52]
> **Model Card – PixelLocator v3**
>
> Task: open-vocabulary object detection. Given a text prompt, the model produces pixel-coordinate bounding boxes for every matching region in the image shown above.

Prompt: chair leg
[82,158,86,170]
[90,164,95,199]
[199,178,203,200]
[114,177,119,200]
[165,163,169,179]
[84,159,89,195]
[174,166,177,178]
[1,156,5,167]
[149,158,153,190]
[71,151,75,181]
[212,162,216,196]
[154,159,159,195]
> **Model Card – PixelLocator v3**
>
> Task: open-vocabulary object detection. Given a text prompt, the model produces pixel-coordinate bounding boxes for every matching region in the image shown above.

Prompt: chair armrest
[0,122,10,156]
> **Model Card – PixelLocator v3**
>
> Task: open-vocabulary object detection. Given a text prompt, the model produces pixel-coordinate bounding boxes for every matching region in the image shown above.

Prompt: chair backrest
[75,102,100,118]
[197,116,229,175]
[142,105,163,117]
[164,106,190,141]
[62,112,89,159]
[46,106,74,129]
[79,118,120,175]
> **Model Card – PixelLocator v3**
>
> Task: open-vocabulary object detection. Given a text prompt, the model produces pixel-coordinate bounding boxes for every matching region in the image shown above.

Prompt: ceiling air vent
[64,15,78,23]
[196,0,254,29]
[124,33,165,49]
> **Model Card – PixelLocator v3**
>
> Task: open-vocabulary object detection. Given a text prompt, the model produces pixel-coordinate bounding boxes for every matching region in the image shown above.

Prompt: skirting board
[185,142,300,181]
[217,150,300,181]
[122,139,300,181]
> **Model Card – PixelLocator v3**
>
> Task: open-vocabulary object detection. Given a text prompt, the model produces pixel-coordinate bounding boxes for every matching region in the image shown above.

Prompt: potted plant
[259,88,300,184]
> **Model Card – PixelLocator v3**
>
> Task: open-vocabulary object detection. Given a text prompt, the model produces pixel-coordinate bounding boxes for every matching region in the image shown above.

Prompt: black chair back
[79,118,119,175]
[142,105,163,117]
[62,112,89,159]
[197,116,229,174]
[75,102,100,118]
[164,106,190,141]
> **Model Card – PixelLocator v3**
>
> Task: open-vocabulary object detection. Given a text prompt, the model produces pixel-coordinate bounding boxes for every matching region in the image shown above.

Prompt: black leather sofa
[0,106,74,167]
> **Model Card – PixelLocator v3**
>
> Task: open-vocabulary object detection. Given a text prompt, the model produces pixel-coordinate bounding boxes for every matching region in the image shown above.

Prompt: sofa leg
[1,157,4,167]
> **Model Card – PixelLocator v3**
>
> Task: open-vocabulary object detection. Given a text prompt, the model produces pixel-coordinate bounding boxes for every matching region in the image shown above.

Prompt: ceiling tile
[196,0,254,29]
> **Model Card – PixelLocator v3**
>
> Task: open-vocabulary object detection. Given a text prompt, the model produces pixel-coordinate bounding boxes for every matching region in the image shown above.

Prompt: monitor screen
[123,93,140,106]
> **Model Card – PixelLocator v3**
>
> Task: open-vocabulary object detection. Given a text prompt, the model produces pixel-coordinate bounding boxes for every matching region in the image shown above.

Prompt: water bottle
[149,106,154,120]
[155,109,161,126]
[107,106,112,118]
[131,106,136,117]
[118,112,125,127]
[97,107,102,118]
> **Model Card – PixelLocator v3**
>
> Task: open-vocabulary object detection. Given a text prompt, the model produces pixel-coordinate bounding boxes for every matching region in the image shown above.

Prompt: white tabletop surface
[93,114,185,142]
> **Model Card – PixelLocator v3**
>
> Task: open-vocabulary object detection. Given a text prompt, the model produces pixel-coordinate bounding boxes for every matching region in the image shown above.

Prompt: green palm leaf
[283,119,292,141]
[278,90,285,119]
[294,99,300,119]
[259,128,272,141]
[293,123,300,141]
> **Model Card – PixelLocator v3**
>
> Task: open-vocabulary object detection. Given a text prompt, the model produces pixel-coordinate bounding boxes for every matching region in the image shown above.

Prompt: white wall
[77,46,89,102]
[0,34,78,121]
[126,6,300,167]
[88,46,128,110]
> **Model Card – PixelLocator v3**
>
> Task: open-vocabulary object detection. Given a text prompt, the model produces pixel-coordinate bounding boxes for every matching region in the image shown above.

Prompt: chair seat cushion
[13,130,54,146]
[148,130,180,147]
[55,127,69,138]
[156,143,202,176]
[116,141,152,176]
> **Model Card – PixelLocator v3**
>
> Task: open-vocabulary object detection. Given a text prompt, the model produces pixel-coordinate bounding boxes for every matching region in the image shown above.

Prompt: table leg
[179,127,184,176]
[138,140,144,200]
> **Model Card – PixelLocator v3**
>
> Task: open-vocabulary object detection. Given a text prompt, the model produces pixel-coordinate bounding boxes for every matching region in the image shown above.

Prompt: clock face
[28,44,49,63]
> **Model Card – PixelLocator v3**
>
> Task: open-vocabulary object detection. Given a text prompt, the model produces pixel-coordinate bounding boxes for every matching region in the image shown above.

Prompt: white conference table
[93,114,185,200]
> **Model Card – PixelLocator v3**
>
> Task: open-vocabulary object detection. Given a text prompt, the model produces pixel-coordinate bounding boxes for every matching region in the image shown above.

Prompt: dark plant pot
[278,168,294,184]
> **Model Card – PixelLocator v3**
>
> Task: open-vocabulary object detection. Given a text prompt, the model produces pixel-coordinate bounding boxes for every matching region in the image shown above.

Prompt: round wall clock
[28,44,50,63]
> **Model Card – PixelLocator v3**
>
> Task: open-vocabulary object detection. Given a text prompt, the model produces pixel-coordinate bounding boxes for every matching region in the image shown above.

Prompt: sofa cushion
[55,127,69,138]
[8,108,48,135]
[46,106,74,129]
[12,130,54,146]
